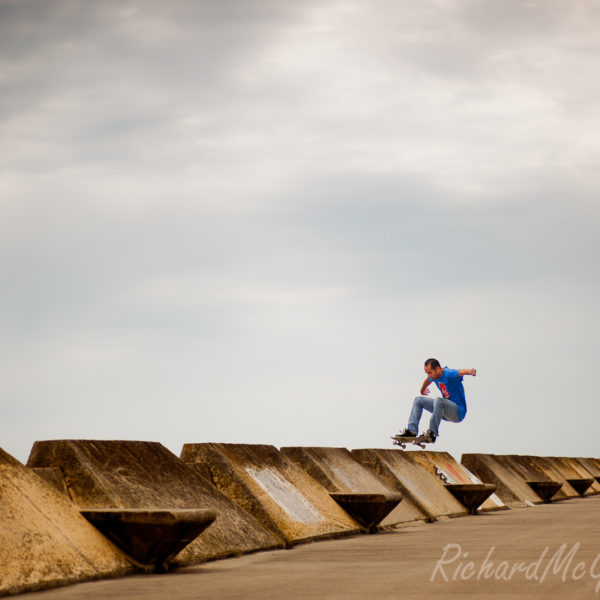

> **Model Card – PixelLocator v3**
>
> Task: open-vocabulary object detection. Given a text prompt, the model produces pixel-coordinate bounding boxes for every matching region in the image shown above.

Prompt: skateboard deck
[391,433,433,449]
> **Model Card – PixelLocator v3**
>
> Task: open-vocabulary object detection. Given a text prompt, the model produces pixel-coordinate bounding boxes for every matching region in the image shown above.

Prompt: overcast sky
[2,0,599,465]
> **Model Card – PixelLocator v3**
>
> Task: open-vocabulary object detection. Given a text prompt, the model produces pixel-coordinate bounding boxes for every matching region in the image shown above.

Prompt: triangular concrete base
[526,481,563,503]
[329,493,403,532]
[444,484,496,515]
[566,478,594,496]
[81,508,216,572]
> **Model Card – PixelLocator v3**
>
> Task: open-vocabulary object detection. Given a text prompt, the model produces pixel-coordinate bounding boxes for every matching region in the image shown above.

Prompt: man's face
[425,365,443,380]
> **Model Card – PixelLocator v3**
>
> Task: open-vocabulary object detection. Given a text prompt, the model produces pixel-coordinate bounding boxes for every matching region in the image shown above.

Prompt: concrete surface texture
[280,446,427,528]
[405,450,506,512]
[180,443,361,544]
[28,466,71,499]
[26,440,282,565]
[16,494,600,600]
[351,448,467,519]
[0,446,133,597]
[461,453,543,507]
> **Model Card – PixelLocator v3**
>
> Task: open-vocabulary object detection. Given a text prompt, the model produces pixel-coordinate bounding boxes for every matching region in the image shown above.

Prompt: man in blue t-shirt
[397,358,477,443]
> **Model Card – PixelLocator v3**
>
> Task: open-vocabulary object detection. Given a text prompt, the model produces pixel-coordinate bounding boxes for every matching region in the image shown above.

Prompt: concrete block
[546,457,599,495]
[280,446,427,529]
[405,451,506,513]
[586,457,600,474]
[180,443,362,544]
[497,456,572,501]
[461,453,543,507]
[523,456,584,498]
[0,446,133,597]
[27,440,283,565]
[351,448,467,520]
[576,457,600,483]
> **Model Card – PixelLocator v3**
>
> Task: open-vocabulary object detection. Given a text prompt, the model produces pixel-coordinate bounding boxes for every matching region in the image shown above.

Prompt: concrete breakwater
[1,441,598,596]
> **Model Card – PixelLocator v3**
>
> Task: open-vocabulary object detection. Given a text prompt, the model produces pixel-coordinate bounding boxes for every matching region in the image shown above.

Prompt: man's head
[424,358,444,380]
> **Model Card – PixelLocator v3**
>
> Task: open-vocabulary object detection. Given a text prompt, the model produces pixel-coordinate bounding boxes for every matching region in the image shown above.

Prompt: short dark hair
[424,358,441,369]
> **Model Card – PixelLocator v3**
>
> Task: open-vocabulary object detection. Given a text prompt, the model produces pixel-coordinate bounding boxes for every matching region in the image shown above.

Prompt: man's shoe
[424,430,437,443]
[397,428,417,438]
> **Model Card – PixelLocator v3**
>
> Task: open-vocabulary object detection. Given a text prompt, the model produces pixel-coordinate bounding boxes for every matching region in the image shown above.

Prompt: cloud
[1,0,599,462]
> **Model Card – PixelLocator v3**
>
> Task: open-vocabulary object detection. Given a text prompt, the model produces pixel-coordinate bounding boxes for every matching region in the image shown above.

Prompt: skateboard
[391,433,433,449]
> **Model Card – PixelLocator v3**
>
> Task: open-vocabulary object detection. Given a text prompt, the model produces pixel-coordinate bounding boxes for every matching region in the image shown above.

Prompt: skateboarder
[396,358,476,443]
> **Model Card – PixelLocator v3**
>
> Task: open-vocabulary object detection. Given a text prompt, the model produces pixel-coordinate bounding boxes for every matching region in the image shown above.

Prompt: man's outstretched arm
[458,368,477,376]
[420,378,432,395]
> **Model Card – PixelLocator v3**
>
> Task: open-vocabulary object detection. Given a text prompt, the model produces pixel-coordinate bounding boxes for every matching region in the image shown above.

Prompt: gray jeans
[407,395,460,436]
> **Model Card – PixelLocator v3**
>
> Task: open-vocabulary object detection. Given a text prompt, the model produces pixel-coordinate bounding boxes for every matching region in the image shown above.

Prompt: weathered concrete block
[546,457,599,495]
[576,457,600,483]
[496,456,573,501]
[351,448,467,520]
[520,456,583,498]
[584,458,600,483]
[281,446,427,529]
[461,453,544,507]
[181,443,362,544]
[0,446,133,597]
[27,440,283,565]
[405,451,506,513]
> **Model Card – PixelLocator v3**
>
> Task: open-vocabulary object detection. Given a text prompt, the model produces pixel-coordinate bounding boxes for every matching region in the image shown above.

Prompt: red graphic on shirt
[438,383,450,399]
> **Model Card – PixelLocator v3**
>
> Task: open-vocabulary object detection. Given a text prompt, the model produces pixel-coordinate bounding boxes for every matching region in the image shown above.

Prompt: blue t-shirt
[429,367,467,421]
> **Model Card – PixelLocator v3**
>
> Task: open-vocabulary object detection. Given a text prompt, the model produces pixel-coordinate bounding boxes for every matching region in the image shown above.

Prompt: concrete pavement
[18,495,600,600]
